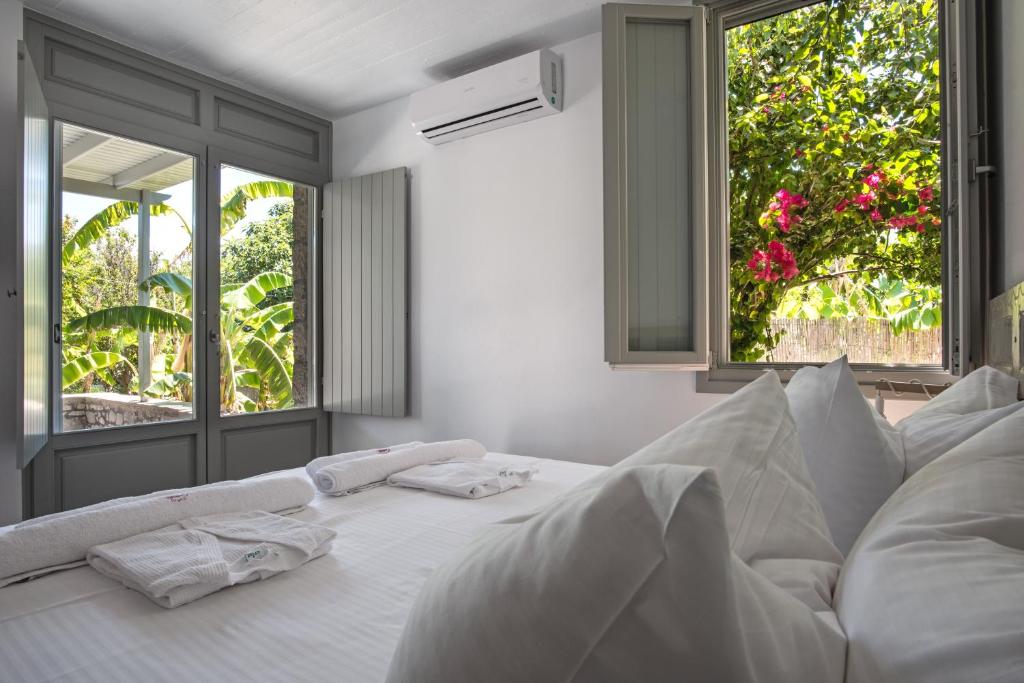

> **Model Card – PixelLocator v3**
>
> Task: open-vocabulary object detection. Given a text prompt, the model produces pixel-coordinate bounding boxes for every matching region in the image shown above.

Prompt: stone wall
[62,393,192,431]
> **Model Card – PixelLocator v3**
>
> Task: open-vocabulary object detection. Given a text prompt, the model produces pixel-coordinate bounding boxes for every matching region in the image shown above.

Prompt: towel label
[165,493,189,503]
[244,546,270,563]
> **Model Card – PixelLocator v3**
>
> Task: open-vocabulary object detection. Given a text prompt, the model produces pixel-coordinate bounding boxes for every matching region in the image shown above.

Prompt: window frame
[602,3,710,368]
[696,0,987,395]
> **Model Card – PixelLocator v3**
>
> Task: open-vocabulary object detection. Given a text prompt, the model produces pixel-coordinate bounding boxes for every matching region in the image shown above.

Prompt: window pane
[625,18,694,353]
[59,123,196,431]
[219,165,314,415]
[726,1,942,364]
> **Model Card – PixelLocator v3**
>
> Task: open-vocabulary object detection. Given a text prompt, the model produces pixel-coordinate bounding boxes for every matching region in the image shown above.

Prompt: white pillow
[614,371,841,576]
[836,408,1024,683]
[386,465,846,683]
[897,366,1023,478]
[785,356,905,554]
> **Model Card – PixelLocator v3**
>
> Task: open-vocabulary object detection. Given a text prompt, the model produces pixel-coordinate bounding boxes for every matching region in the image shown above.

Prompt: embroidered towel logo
[376,448,392,455]
[244,546,270,563]
[165,493,189,503]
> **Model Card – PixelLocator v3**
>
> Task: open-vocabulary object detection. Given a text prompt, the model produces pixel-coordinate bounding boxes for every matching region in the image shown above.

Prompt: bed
[0,454,604,682]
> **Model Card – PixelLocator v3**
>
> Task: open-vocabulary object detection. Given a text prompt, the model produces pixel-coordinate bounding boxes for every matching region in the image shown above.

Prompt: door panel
[56,433,197,509]
[204,149,327,483]
[17,42,50,467]
[221,420,316,480]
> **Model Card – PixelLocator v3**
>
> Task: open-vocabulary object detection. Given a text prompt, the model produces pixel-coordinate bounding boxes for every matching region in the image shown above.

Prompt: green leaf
[66,305,193,335]
[62,201,189,266]
[62,352,135,389]
[222,271,292,310]
[240,337,293,407]
[220,181,294,235]
[139,272,193,302]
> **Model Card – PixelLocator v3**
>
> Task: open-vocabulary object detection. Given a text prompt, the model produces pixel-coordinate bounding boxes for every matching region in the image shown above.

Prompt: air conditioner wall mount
[410,49,563,145]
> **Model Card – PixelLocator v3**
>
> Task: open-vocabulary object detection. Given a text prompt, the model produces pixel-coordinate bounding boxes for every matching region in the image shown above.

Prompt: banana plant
[62,180,294,267]
[65,269,296,413]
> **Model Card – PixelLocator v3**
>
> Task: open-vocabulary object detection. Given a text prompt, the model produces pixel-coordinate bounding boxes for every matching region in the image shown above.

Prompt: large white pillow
[897,366,1023,478]
[836,409,1024,683]
[386,465,846,683]
[614,371,841,577]
[785,356,905,554]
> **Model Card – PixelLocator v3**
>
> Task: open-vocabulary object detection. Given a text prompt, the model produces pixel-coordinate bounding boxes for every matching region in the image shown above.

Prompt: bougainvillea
[728,0,941,361]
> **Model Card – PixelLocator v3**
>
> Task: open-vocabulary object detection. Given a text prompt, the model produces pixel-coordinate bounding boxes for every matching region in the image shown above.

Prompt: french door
[29,127,327,517]
[203,148,327,482]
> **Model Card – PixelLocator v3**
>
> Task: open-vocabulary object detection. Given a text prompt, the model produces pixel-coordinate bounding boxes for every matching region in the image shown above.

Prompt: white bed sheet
[0,454,603,683]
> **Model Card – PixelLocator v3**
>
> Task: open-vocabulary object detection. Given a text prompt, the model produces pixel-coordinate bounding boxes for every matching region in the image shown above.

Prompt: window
[218,165,315,415]
[58,123,197,432]
[725,1,942,366]
[603,0,987,387]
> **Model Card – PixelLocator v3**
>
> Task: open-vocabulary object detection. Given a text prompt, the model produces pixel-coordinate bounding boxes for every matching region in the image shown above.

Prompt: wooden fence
[765,318,942,365]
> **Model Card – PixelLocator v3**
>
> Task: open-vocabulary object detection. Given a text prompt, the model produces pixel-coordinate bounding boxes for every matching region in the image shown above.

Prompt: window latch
[969,159,997,182]
[53,323,61,345]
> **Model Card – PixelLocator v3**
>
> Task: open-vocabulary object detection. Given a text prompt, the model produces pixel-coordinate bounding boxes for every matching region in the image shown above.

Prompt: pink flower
[834,199,850,212]
[794,148,804,158]
[865,172,885,189]
[888,215,918,230]
[853,192,876,210]
[917,205,928,214]
[918,186,934,202]
[749,241,798,281]
[870,208,883,222]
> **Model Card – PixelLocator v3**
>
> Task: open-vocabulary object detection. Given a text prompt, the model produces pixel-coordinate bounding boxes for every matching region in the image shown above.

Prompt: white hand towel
[0,475,315,588]
[305,441,424,478]
[314,440,487,496]
[87,511,336,608]
[388,460,537,499]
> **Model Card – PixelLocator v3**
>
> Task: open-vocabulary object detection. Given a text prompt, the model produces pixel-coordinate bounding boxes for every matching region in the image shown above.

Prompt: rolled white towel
[305,441,424,478]
[388,460,538,499]
[0,475,314,588]
[314,440,487,496]
[87,510,336,608]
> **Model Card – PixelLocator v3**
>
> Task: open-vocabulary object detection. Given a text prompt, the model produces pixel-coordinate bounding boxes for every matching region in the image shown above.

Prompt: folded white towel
[0,475,315,588]
[87,511,336,608]
[388,460,537,499]
[305,441,424,478]
[314,440,487,496]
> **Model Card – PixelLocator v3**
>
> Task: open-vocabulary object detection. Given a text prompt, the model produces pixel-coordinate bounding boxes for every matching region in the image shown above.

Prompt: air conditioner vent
[410,50,562,145]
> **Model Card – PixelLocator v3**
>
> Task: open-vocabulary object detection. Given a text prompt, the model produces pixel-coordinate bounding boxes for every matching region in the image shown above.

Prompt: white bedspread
[0,454,602,683]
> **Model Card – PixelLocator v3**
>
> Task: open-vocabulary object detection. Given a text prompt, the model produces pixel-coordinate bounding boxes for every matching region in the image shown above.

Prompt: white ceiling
[23,0,674,120]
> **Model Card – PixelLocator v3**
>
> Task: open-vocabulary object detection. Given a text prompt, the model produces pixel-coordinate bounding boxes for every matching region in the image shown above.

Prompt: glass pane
[59,123,196,431]
[219,165,314,415]
[726,1,942,364]
[625,18,694,353]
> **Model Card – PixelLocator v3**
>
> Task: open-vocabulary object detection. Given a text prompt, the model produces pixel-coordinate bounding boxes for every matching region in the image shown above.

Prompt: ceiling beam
[109,152,185,189]
[62,132,112,166]
[62,178,170,203]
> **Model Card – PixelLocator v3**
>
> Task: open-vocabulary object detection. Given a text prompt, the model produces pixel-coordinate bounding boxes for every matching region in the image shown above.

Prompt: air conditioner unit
[410,49,563,145]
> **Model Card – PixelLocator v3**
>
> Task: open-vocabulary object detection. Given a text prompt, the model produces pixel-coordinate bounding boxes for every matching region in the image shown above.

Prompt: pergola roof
[61,124,193,193]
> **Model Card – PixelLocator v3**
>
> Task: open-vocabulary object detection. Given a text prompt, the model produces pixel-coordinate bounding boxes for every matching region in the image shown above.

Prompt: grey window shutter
[16,42,50,467]
[323,167,408,416]
[603,5,709,368]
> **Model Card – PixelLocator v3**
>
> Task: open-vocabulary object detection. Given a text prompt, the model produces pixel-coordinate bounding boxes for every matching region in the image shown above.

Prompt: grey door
[203,148,328,483]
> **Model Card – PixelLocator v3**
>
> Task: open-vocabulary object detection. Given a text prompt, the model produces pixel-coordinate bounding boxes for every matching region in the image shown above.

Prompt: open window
[603,0,989,390]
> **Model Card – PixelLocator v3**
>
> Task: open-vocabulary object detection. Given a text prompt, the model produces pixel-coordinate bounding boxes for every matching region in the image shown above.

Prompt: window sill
[697,362,955,399]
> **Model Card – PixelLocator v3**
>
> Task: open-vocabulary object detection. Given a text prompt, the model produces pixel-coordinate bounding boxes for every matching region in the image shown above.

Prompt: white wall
[992,0,1024,293]
[0,0,24,524]
[330,32,723,466]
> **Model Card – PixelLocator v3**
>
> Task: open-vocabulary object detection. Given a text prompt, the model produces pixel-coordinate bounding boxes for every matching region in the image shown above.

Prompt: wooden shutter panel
[16,42,50,467]
[603,5,709,368]
[323,167,408,416]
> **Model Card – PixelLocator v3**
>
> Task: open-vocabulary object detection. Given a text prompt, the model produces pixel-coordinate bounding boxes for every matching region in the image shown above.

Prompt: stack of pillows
[386,358,1024,683]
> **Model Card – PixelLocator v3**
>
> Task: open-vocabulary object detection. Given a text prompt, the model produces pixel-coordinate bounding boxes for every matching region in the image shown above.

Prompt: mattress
[0,454,604,683]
